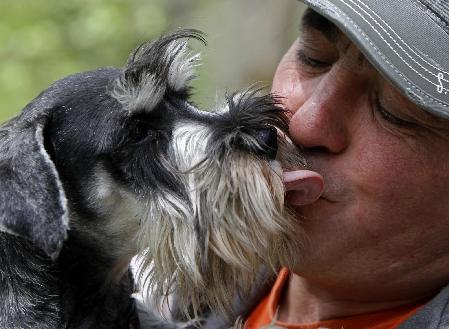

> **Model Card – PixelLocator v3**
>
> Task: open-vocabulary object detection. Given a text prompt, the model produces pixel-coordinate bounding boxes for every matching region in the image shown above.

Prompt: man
[243,0,449,328]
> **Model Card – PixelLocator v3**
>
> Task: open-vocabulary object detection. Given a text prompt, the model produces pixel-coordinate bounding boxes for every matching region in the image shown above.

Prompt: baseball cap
[298,0,449,119]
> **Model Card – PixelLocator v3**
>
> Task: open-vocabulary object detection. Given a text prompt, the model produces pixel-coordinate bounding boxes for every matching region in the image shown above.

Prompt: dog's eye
[128,120,158,144]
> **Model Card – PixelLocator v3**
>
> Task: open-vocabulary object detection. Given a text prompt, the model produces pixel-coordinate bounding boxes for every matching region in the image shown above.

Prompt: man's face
[273,9,449,300]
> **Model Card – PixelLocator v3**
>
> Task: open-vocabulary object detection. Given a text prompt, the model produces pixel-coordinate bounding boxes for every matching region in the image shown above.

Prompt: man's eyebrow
[300,8,341,43]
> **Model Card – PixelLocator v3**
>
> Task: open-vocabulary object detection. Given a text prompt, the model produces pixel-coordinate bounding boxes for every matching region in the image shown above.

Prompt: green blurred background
[0,0,305,123]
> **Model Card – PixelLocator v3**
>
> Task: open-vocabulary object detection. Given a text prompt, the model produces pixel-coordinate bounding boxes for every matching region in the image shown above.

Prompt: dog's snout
[255,127,278,160]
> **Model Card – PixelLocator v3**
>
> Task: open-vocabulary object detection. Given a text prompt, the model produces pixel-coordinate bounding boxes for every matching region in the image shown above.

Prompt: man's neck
[277,272,425,324]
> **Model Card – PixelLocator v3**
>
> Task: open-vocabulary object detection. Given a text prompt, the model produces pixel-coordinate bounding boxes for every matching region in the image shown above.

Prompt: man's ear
[0,114,68,260]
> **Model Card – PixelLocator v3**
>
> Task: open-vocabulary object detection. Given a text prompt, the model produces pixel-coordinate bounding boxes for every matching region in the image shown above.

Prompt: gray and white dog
[0,30,306,329]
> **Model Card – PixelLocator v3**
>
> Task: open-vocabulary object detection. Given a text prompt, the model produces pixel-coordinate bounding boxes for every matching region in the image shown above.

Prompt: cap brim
[300,0,449,119]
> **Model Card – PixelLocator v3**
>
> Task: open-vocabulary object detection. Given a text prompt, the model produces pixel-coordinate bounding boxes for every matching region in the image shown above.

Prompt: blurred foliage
[0,0,303,123]
[0,0,169,122]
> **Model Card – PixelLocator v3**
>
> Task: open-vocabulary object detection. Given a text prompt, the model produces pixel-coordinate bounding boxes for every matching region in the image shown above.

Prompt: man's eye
[297,49,330,68]
[373,95,417,128]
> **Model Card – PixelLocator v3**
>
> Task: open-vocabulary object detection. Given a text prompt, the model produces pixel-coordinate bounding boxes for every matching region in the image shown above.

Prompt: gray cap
[299,0,449,119]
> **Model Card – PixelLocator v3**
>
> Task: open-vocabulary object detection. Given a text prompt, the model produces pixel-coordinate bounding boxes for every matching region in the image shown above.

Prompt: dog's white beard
[188,151,302,314]
[134,125,306,320]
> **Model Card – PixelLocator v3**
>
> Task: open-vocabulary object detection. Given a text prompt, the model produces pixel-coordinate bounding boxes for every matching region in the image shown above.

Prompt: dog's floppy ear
[0,114,68,260]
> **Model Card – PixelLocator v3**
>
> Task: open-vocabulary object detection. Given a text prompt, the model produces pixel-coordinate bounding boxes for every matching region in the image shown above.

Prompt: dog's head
[0,30,306,318]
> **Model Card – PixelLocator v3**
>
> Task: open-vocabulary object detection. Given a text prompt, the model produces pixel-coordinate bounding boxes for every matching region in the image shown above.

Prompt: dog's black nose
[255,127,278,160]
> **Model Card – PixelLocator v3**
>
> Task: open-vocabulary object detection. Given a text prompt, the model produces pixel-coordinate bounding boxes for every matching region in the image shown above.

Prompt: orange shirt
[245,268,424,329]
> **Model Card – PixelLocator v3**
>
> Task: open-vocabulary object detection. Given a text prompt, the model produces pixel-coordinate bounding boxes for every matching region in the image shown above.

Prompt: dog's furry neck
[57,230,136,328]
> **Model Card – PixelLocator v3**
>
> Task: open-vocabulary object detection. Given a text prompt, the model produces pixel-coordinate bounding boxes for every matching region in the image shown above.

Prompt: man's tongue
[283,170,324,206]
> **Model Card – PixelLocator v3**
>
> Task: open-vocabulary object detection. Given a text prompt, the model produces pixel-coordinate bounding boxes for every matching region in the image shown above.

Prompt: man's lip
[318,195,336,203]
[283,170,324,206]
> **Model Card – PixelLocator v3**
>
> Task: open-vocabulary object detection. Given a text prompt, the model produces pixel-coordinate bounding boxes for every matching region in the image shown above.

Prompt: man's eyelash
[297,49,330,68]
[373,95,416,128]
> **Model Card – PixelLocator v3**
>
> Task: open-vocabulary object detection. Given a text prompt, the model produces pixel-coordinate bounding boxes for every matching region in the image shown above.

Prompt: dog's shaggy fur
[0,30,306,329]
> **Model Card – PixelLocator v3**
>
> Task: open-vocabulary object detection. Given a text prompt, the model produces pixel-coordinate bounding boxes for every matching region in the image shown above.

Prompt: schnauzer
[0,30,306,329]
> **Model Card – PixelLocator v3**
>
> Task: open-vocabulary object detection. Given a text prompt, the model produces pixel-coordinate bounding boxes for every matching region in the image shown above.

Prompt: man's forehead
[300,8,341,43]
[300,8,369,69]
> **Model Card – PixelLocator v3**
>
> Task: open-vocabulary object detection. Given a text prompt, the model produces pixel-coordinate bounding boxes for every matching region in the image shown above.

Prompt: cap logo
[437,72,447,95]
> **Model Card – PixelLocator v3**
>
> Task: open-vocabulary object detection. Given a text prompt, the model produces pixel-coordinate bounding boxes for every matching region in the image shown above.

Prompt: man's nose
[288,78,353,154]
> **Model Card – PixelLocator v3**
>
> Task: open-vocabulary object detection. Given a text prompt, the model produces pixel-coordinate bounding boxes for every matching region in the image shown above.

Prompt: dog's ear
[0,114,68,260]
[112,29,206,114]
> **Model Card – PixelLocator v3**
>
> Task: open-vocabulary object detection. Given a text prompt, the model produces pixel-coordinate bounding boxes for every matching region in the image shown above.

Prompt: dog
[0,29,306,329]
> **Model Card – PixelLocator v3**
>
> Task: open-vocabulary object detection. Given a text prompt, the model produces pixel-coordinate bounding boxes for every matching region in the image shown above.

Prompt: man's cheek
[354,147,421,204]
